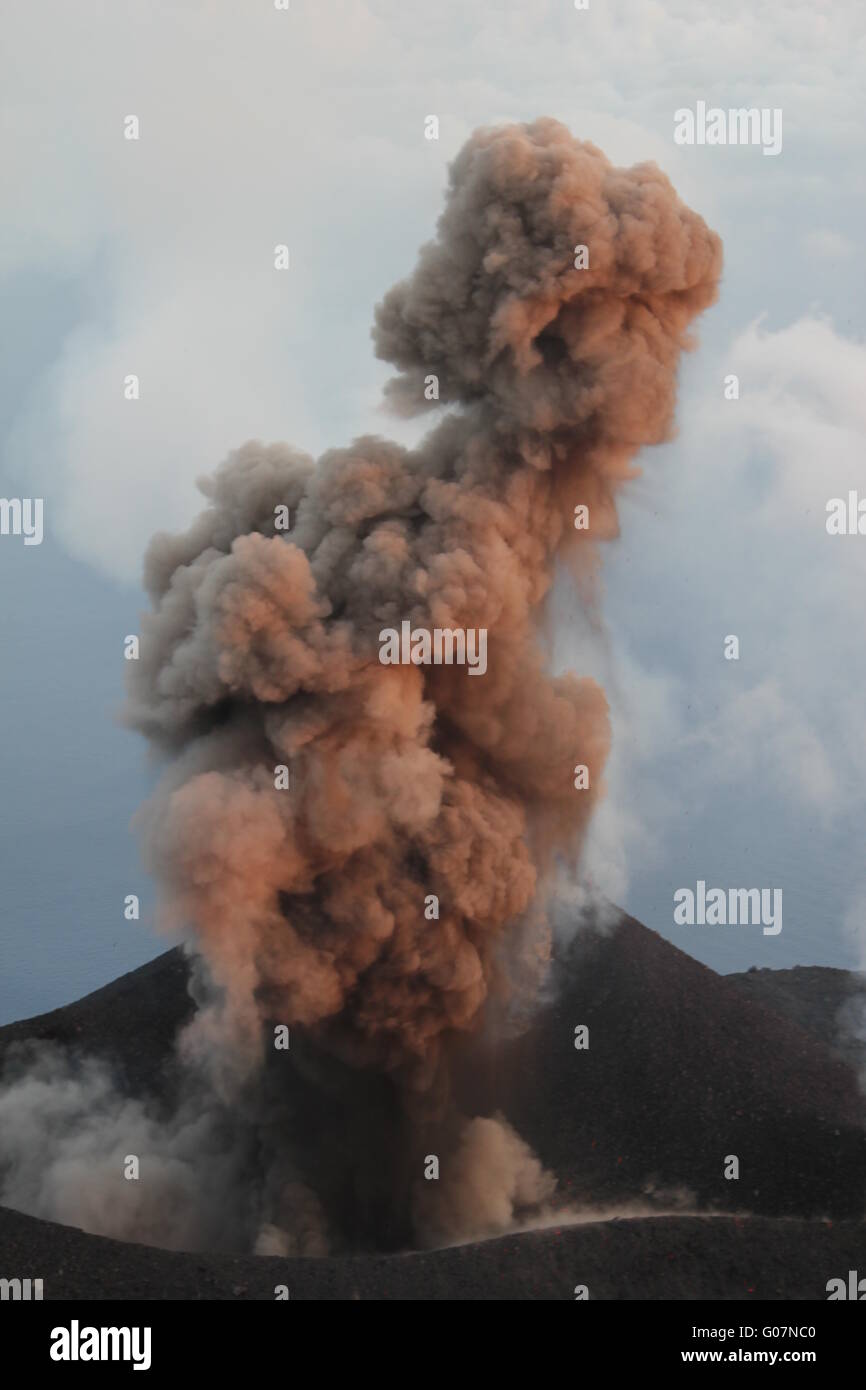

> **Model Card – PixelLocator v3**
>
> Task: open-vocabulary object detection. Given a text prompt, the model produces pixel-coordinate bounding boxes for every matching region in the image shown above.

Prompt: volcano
[1,906,863,1299]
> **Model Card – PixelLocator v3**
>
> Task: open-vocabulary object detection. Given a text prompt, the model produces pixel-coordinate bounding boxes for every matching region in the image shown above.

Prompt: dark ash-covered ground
[1,1204,862,1300]
[1,909,864,1299]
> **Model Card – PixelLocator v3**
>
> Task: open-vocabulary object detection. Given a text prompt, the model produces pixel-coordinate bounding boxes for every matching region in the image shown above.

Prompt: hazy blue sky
[2,0,864,1022]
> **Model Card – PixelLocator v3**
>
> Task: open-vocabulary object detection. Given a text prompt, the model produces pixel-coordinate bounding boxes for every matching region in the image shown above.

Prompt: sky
[1,0,865,1022]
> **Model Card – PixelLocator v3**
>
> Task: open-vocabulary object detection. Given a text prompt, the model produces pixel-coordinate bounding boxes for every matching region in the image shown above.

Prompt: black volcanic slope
[0,947,193,1100]
[1,909,864,1299]
[727,964,866,1072]
[462,918,866,1219]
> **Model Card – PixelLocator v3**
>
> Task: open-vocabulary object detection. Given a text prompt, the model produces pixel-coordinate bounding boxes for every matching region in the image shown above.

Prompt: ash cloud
[1,119,720,1252]
[414,1114,558,1246]
[0,1044,241,1252]
[128,117,720,1083]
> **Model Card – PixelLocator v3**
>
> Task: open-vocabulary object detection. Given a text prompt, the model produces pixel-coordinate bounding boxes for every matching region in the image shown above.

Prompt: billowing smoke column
[0,120,721,1257]
[128,120,720,1106]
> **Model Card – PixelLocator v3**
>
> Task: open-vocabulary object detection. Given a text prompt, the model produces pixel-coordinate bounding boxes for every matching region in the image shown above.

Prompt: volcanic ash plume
[0,119,720,1255]
[128,119,720,1091]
